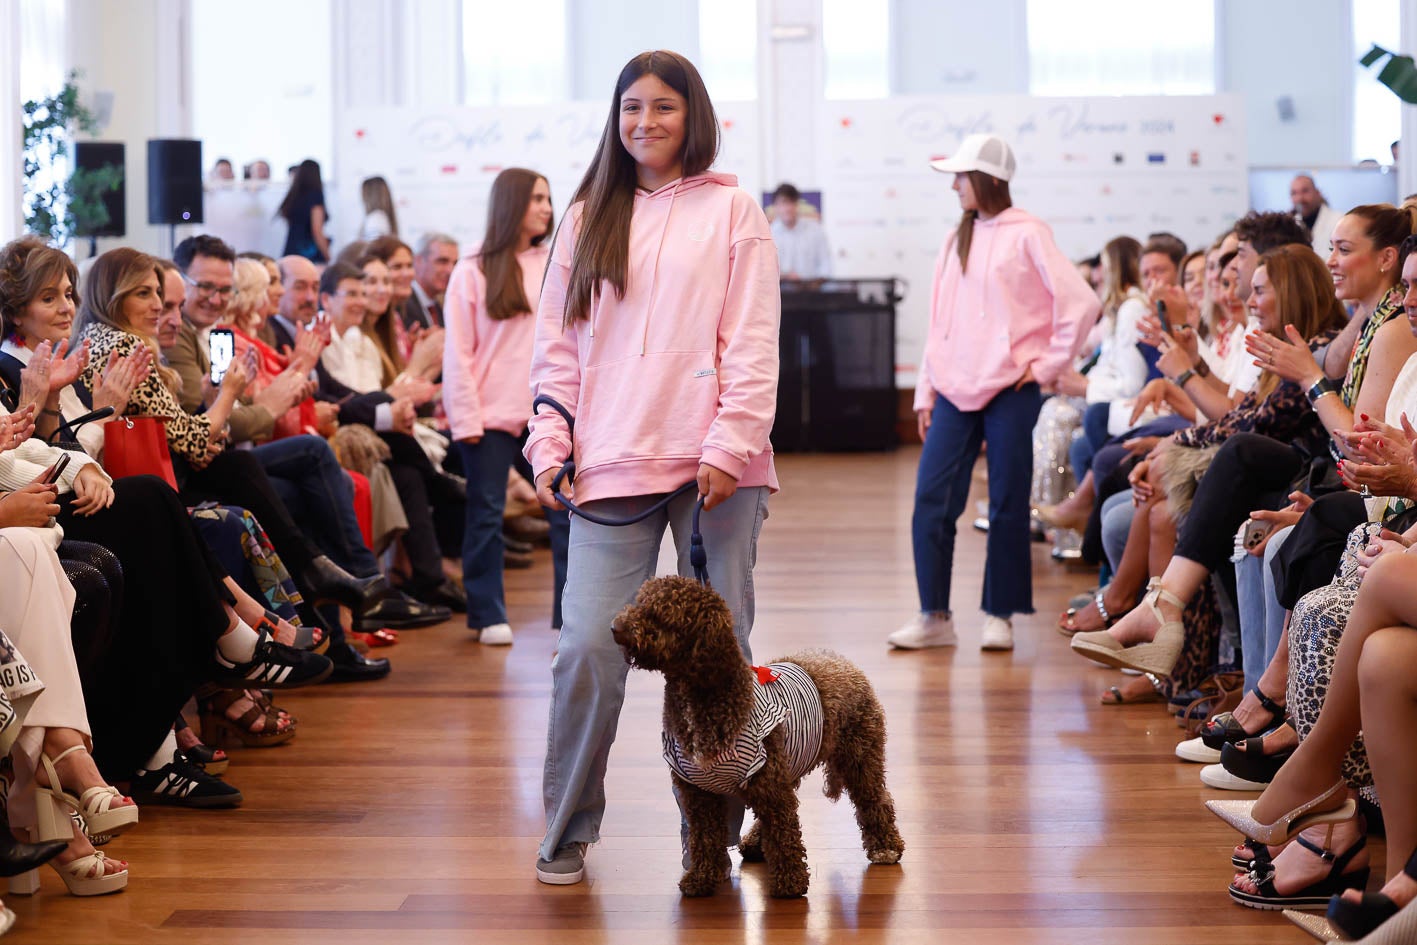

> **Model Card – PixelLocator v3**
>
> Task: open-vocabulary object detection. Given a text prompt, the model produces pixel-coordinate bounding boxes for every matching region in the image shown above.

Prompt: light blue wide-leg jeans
[539,486,770,862]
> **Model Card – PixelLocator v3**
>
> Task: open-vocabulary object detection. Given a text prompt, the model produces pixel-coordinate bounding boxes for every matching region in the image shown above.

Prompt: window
[822,0,889,100]
[1027,0,1215,96]
[1352,0,1402,164]
[698,0,758,101]
[462,0,568,106]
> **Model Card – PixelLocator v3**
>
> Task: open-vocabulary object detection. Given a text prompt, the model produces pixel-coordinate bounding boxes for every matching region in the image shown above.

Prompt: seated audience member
[402,233,458,332]
[770,183,832,280]
[237,251,284,348]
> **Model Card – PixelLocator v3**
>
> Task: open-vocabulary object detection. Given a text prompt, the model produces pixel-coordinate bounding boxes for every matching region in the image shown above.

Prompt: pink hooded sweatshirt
[913,207,1101,413]
[442,243,550,440]
[525,172,780,504]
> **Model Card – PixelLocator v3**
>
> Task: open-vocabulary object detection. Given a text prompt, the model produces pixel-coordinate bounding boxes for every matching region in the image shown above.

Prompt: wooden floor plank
[8,450,1336,944]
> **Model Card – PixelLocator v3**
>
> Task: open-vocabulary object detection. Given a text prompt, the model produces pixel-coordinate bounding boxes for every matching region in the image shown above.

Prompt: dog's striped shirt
[662,662,824,796]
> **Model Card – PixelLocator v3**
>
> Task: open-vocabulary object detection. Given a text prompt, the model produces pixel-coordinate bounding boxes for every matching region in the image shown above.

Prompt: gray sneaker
[535,842,587,885]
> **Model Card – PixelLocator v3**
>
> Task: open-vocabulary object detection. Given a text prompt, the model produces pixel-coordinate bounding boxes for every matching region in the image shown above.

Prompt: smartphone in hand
[1155,300,1173,337]
[209,328,236,384]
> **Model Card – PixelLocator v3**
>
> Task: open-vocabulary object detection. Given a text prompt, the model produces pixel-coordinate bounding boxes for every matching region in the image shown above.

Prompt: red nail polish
[1362,414,1370,421]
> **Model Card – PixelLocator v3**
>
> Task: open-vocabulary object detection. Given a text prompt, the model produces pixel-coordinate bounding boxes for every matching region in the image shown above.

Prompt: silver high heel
[1206,779,1356,845]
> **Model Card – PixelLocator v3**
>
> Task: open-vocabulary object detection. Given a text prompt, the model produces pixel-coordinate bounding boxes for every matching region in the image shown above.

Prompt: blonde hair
[75,247,183,393]
[229,257,270,334]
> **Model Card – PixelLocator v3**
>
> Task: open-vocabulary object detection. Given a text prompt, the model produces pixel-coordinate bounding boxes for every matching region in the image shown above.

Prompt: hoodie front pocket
[575,350,720,471]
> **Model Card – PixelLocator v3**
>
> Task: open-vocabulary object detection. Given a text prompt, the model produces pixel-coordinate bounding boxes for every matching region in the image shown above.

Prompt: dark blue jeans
[255,434,381,577]
[457,432,570,629]
[912,385,1043,618]
[1069,401,1113,478]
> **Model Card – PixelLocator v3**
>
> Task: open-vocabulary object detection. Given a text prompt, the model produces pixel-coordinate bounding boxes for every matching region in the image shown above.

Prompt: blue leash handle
[532,395,710,586]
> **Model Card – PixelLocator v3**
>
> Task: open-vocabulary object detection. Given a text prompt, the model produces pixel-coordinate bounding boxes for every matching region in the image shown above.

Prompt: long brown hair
[1100,236,1142,318]
[480,168,553,321]
[955,171,1013,273]
[354,254,405,387]
[0,237,78,340]
[76,247,183,392]
[563,50,720,327]
[1253,244,1346,399]
[360,176,399,236]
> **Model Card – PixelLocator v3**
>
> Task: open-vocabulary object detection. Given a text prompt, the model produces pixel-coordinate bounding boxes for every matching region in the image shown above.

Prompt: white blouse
[320,324,386,394]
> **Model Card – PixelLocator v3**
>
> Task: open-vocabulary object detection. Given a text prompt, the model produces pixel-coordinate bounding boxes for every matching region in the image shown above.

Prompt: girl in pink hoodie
[442,168,569,648]
[889,134,1100,654]
[526,51,779,887]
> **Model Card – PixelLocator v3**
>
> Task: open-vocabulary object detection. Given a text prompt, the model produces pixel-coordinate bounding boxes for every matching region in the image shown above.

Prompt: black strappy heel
[1200,687,1285,750]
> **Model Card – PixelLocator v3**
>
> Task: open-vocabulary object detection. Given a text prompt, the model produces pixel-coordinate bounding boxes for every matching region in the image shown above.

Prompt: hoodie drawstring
[640,179,682,356]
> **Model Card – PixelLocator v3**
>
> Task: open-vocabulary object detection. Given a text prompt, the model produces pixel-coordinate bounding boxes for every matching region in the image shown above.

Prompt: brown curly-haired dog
[611,575,904,899]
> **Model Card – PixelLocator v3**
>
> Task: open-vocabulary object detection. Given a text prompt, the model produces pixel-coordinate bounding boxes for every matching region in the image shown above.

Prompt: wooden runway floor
[11,451,1361,944]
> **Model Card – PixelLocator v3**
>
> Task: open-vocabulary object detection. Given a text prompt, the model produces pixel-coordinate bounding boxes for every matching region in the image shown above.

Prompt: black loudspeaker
[72,141,126,237]
[147,138,204,225]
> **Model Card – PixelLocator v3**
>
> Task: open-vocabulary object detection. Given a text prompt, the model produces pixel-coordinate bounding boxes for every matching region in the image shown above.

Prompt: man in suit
[402,232,458,332]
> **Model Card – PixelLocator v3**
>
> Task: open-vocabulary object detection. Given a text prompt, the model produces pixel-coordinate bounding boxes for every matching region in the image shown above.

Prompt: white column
[765,0,822,188]
[0,2,21,235]
[1401,1,1417,200]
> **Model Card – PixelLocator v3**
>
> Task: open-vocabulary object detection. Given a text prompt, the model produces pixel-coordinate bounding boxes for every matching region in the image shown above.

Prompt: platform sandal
[9,809,128,898]
[1326,845,1417,939]
[1229,829,1368,910]
[200,690,297,749]
[1069,577,1185,676]
[1200,686,1286,750]
[34,745,138,844]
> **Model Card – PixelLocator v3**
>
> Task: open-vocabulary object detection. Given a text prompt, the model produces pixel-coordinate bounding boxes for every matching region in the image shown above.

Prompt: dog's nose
[610,621,629,646]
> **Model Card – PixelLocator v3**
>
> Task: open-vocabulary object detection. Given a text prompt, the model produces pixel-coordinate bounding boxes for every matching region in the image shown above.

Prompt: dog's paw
[678,870,722,898]
[769,878,809,899]
[867,848,903,865]
[738,842,764,863]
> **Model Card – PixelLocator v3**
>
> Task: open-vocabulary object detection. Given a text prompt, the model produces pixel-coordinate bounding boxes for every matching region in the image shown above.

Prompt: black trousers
[57,475,234,779]
[1174,433,1304,571]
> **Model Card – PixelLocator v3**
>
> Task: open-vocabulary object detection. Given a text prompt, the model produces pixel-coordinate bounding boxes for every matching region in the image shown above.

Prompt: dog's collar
[752,665,780,685]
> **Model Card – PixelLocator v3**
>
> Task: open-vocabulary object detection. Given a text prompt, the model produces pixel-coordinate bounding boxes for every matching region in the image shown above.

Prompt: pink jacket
[525,173,780,504]
[442,243,549,440]
[913,207,1100,413]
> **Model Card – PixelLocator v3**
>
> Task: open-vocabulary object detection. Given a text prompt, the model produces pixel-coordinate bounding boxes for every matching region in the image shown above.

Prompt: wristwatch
[1174,369,1196,389]
[1195,359,1211,379]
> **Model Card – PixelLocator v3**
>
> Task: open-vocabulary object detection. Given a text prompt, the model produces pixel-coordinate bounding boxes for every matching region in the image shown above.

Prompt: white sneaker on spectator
[478,623,513,646]
[980,615,1014,651]
[888,613,956,649]
[1175,737,1222,764]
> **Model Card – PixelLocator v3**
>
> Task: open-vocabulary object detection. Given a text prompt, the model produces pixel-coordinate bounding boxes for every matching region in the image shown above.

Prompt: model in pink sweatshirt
[525,173,780,504]
[533,51,781,890]
[891,133,1100,655]
[443,168,569,648]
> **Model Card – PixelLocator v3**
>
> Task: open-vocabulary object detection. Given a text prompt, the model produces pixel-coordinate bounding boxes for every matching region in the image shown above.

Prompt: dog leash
[532,395,710,585]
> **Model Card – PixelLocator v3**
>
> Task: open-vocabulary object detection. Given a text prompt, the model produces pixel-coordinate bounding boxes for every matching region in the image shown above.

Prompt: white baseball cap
[929,134,1017,182]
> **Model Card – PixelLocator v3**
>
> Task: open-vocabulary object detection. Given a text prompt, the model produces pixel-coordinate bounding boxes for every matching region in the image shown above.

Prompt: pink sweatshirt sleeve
[525,217,582,480]
[441,258,484,441]
[1024,226,1102,388]
[913,239,954,412]
[701,199,781,480]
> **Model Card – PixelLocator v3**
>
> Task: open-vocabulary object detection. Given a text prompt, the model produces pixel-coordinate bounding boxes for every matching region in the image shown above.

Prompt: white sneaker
[980,615,1014,651]
[1175,737,1222,764]
[478,623,513,646]
[888,613,956,649]
[1200,763,1267,791]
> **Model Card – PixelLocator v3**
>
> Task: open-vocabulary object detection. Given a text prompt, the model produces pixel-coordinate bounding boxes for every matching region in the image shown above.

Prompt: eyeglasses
[181,273,234,298]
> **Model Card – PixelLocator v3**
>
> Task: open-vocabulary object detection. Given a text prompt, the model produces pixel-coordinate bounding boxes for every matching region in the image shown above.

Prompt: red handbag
[103,416,178,489]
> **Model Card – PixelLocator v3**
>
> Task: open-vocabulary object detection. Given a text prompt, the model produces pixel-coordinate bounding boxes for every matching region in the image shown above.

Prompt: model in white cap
[889,133,1101,653]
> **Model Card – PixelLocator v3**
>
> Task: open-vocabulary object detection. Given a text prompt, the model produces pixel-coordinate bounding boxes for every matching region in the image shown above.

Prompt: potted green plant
[22,71,123,243]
